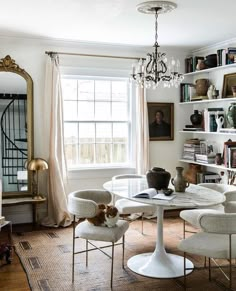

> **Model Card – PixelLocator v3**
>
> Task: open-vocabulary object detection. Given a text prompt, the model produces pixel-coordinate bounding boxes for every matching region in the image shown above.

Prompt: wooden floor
[0,224,41,291]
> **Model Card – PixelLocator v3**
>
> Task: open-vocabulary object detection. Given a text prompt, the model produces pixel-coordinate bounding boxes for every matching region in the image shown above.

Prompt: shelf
[179,97,236,105]
[179,159,236,172]
[179,130,236,135]
[184,63,236,76]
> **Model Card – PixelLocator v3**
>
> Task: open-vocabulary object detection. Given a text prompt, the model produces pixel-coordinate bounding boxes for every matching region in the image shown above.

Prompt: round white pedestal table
[103,179,225,278]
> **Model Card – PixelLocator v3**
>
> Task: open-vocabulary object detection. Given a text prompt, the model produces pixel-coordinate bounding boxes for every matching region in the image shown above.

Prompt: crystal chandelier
[131,1,184,89]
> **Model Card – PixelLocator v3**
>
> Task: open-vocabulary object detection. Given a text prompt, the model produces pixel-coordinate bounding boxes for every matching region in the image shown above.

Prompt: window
[61,76,134,169]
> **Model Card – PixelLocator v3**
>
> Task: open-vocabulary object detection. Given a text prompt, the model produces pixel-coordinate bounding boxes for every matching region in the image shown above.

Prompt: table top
[103,178,225,208]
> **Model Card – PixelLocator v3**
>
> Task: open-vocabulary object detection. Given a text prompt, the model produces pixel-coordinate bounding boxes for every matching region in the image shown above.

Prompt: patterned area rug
[12,218,231,291]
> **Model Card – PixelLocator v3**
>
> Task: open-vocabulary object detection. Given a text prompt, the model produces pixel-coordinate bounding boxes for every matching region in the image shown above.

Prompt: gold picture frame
[147,102,174,141]
[222,72,236,98]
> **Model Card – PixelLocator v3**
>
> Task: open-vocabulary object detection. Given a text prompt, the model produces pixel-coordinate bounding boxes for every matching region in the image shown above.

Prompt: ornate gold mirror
[0,55,33,197]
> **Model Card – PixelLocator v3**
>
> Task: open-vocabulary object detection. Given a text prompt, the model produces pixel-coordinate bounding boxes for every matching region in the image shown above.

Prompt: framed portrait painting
[147,102,174,141]
[222,72,236,98]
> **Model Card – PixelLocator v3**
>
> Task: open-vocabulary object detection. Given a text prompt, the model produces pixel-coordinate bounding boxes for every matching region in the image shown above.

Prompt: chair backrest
[112,174,145,180]
[68,189,112,218]
[198,183,236,193]
[199,212,236,234]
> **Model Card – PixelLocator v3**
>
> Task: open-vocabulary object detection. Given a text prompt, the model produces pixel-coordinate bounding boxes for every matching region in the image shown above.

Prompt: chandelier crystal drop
[131,1,184,89]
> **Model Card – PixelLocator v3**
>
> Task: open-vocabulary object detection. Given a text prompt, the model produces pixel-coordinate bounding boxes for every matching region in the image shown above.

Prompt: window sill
[67,166,136,179]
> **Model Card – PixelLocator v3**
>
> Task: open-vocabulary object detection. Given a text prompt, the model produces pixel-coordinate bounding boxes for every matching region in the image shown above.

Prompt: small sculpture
[215,112,224,132]
[207,85,215,99]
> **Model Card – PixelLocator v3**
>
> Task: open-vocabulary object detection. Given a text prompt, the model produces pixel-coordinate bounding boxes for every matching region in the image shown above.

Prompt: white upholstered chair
[180,183,236,238]
[113,174,156,234]
[67,189,129,289]
[178,212,236,290]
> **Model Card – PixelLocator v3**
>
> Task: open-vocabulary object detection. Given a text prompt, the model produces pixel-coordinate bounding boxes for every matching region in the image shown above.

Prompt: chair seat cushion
[178,232,236,259]
[75,219,129,243]
[115,198,155,215]
[180,209,220,228]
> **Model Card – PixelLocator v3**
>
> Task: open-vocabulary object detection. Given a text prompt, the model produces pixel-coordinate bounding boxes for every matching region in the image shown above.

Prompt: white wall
[0,35,188,223]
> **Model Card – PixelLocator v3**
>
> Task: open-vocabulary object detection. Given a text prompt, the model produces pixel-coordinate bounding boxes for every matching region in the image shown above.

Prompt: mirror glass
[0,55,33,197]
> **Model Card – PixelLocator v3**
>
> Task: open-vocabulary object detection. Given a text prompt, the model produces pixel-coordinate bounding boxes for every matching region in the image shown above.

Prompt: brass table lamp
[27,158,48,199]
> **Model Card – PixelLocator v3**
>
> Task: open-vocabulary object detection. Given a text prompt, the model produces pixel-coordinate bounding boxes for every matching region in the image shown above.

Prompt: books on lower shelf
[182,138,202,161]
[223,140,236,168]
[132,188,176,200]
[195,154,215,164]
[197,172,221,183]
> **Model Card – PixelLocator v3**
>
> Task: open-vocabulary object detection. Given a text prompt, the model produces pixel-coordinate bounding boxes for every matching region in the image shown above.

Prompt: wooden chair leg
[208,258,211,281]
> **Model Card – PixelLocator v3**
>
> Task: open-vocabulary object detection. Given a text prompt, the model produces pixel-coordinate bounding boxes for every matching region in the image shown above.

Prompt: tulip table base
[127,251,193,278]
[127,205,193,278]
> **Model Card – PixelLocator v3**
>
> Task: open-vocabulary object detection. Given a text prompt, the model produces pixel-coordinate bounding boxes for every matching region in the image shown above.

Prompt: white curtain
[136,86,150,175]
[41,54,71,227]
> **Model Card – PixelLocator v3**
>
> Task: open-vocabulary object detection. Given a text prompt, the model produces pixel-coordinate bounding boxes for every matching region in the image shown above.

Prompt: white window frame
[61,70,137,172]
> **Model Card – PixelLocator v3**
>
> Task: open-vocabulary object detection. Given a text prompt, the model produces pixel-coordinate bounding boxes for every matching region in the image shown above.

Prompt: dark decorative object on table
[190,110,203,127]
[146,167,171,190]
[0,243,12,265]
[171,167,189,192]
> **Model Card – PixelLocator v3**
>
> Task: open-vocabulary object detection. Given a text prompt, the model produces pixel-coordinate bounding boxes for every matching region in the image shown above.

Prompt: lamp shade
[27,158,48,171]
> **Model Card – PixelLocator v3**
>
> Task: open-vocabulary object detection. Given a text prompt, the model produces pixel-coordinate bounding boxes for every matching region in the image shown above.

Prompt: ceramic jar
[190,110,202,127]
[146,167,171,190]
[171,167,189,192]
[227,102,236,128]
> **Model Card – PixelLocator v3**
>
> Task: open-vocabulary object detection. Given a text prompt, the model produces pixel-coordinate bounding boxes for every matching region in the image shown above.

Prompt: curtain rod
[45,51,143,61]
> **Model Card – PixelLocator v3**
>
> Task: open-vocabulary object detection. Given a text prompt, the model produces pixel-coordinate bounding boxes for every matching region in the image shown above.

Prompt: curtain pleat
[41,55,71,227]
[136,86,150,175]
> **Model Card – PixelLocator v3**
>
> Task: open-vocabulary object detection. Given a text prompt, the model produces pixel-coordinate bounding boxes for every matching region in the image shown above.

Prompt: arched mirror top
[0,55,33,197]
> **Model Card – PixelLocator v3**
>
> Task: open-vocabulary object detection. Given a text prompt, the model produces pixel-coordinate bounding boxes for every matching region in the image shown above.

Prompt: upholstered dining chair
[67,189,129,289]
[180,183,236,238]
[113,174,156,234]
[178,212,236,290]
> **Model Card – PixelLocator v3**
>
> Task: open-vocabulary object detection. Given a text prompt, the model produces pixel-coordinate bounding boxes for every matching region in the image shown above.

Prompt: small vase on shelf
[190,110,202,127]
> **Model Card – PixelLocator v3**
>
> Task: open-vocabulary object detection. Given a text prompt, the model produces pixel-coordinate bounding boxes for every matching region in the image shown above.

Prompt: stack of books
[182,139,201,161]
[195,154,215,164]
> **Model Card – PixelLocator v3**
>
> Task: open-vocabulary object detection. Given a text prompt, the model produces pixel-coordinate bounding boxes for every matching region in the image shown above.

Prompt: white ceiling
[1,0,236,50]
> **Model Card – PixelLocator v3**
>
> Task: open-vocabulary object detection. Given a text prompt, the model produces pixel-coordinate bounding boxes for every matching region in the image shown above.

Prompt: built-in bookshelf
[179,59,236,175]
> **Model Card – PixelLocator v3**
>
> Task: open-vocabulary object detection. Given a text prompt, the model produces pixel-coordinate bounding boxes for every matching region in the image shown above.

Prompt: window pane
[77,101,94,120]
[64,123,78,166]
[96,123,112,142]
[113,144,127,163]
[95,102,111,120]
[79,144,94,164]
[62,79,77,100]
[113,123,128,143]
[112,102,127,120]
[96,144,111,163]
[95,80,110,101]
[112,81,127,101]
[64,101,77,120]
[79,123,95,143]
[78,80,94,101]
